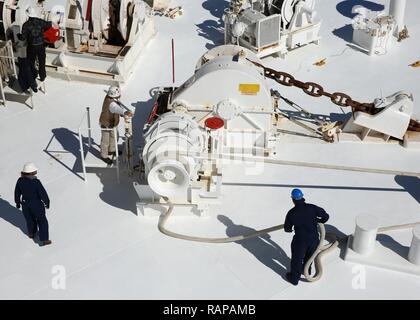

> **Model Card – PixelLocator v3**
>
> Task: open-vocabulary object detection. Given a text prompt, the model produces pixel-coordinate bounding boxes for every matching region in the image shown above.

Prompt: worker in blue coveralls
[284,189,329,285]
[14,163,52,246]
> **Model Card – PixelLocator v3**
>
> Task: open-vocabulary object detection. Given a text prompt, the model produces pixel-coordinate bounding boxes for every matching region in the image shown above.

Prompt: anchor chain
[247,59,375,113]
[247,59,420,132]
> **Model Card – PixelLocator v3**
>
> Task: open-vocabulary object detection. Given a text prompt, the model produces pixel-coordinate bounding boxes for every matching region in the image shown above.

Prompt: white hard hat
[50,12,61,24]
[22,162,38,173]
[107,86,121,98]
[26,6,39,18]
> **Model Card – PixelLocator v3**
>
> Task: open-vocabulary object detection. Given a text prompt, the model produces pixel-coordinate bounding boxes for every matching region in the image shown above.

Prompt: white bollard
[408,225,420,266]
[389,0,407,36]
[352,214,379,255]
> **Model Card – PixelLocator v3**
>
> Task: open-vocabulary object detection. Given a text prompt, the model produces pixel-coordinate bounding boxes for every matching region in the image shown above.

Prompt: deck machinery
[133,45,420,217]
[0,0,156,84]
[351,0,409,56]
[223,0,321,58]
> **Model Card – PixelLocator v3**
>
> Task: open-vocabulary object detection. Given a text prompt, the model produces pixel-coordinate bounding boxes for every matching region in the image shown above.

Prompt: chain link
[273,72,294,87]
[303,82,324,97]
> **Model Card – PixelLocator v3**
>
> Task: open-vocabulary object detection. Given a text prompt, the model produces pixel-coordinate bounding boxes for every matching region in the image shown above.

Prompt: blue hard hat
[291,188,304,200]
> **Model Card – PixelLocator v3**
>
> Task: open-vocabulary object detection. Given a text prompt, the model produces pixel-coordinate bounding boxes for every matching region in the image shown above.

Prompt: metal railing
[0,40,35,108]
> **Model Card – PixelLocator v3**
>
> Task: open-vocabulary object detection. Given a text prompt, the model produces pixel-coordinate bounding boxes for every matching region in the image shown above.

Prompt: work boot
[28,230,37,239]
[109,150,122,156]
[42,240,52,246]
[286,272,298,286]
[101,157,113,165]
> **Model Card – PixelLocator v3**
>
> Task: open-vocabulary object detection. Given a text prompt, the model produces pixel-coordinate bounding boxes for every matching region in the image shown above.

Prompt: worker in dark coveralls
[15,33,38,93]
[21,6,53,84]
[284,189,329,285]
[15,163,52,246]
[108,0,125,45]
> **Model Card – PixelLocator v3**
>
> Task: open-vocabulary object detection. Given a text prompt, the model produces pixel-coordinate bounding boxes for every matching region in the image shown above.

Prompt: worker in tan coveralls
[99,86,133,164]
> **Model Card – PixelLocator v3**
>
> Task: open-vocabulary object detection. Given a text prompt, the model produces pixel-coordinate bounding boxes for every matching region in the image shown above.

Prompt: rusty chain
[247,58,376,113]
[247,59,420,132]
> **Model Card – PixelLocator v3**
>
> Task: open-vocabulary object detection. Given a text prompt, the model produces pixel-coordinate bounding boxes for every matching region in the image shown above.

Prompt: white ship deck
[0,0,419,299]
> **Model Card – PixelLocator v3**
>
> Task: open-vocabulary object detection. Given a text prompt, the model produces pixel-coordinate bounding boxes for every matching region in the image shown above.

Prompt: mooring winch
[224,0,322,58]
[0,0,156,83]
